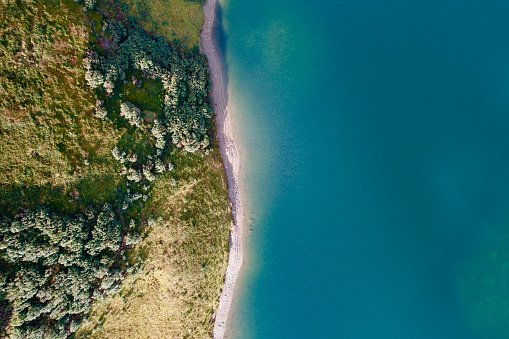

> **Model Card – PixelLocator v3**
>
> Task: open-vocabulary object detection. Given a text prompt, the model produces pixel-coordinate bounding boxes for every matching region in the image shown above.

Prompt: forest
[0,0,229,337]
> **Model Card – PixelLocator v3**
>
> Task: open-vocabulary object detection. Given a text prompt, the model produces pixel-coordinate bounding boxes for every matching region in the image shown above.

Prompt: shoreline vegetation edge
[201,0,243,338]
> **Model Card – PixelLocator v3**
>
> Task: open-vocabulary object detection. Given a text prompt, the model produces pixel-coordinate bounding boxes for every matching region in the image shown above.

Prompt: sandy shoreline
[200,1,243,338]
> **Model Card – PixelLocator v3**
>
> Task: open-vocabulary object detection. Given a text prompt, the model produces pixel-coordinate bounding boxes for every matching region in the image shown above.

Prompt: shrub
[95,106,108,119]
[111,146,127,163]
[85,69,104,88]
[126,168,142,182]
[120,102,143,128]
[142,165,156,182]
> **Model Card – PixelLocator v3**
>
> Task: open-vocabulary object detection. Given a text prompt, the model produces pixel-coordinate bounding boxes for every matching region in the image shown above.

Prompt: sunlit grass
[0,0,123,216]
[77,150,231,338]
[1,0,230,336]
[120,0,204,47]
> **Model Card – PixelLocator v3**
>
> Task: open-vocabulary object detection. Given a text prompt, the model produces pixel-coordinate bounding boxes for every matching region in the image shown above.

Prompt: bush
[120,102,143,127]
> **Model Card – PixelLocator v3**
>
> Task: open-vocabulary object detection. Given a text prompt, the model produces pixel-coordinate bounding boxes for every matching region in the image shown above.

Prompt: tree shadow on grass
[0,174,119,218]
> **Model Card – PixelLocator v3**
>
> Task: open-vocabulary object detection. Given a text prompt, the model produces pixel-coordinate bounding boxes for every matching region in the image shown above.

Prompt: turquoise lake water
[216,0,509,338]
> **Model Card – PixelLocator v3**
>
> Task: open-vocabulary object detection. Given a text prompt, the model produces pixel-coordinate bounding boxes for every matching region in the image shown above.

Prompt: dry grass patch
[77,150,231,338]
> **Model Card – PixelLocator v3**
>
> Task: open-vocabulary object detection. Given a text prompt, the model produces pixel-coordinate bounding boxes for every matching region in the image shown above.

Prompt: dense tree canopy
[0,205,140,337]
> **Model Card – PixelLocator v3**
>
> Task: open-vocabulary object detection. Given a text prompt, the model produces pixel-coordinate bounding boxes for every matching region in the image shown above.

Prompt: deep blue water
[218,0,509,338]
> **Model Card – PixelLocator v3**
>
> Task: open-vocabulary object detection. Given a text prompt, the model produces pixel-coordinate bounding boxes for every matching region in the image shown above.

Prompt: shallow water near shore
[217,0,509,338]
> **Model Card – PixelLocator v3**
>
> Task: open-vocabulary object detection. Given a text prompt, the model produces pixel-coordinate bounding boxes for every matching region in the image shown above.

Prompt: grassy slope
[119,0,204,48]
[75,1,230,338]
[0,0,229,337]
[77,150,230,338]
[0,0,122,216]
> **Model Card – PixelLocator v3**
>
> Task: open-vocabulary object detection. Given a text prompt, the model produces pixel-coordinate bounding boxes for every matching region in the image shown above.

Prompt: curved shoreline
[200,1,243,338]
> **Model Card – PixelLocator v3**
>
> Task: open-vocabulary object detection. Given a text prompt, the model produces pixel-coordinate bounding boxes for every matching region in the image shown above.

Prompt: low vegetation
[76,150,230,338]
[0,0,230,337]
[112,0,204,48]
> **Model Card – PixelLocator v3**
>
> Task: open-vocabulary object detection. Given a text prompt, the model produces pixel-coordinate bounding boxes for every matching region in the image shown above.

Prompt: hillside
[0,0,229,337]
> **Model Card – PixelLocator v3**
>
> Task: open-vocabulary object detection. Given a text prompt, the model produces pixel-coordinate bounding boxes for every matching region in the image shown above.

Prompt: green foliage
[0,205,135,337]
[119,101,143,127]
[86,22,213,152]
[73,0,97,10]
[0,0,123,218]
[77,149,231,338]
[116,0,204,48]
[0,0,230,337]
